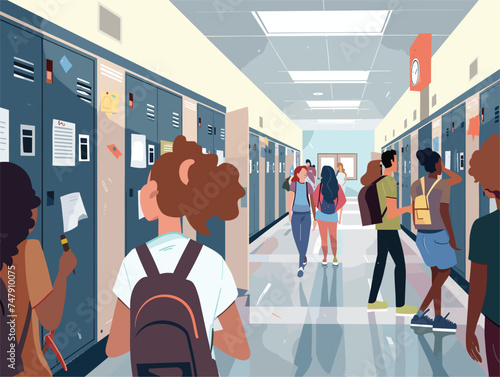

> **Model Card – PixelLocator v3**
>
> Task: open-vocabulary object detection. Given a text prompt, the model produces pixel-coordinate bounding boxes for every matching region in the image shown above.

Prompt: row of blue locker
[248,133,299,237]
[0,19,226,372]
[383,81,500,281]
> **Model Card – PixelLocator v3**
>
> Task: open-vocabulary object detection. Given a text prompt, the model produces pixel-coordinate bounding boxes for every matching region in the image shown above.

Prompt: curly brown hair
[469,134,500,199]
[150,135,245,235]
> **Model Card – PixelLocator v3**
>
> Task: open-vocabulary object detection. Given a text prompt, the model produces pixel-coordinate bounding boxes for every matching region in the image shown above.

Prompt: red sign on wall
[410,33,432,91]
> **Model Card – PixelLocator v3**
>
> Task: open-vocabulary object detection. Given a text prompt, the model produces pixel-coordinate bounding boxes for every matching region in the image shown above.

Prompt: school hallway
[87,197,487,377]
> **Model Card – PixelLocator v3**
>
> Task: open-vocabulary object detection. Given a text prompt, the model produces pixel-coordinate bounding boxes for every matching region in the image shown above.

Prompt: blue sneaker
[411,309,433,328]
[297,266,304,278]
[433,313,457,332]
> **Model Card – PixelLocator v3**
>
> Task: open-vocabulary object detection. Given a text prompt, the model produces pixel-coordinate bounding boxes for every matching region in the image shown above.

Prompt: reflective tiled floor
[88,198,488,376]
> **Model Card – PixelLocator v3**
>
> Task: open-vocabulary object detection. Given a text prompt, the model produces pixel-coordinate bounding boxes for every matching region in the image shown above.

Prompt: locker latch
[46,59,53,84]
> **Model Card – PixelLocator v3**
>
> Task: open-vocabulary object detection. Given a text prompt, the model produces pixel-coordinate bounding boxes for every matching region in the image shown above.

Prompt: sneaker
[297,267,304,278]
[411,309,434,328]
[303,256,308,268]
[321,260,327,266]
[332,257,339,266]
[367,301,388,311]
[396,305,418,316]
[433,313,457,332]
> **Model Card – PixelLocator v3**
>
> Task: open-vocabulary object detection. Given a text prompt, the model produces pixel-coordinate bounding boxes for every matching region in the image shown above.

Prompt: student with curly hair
[465,134,500,376]
[106,136,250,366]
[410,148,462,332]
[0,163,77,376]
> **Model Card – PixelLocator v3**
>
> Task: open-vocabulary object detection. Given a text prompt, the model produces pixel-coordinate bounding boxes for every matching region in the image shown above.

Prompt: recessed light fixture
[313,92,324,96]
[317,119,355,124]
[307,100,361,109]
[289,70,369,84]
[252,10,391,37]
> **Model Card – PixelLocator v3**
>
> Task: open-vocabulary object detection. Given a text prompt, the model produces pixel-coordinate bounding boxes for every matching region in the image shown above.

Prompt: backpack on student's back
[282,176,291,191]
[414,177,441,225]
[358,176,387,226]
[316,183,337,214]
[1,277,32,376]
[130,240,218,377]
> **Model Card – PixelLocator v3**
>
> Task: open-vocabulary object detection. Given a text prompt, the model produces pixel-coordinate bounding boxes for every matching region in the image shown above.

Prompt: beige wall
[375,0,500,150]
[225,108,249,290]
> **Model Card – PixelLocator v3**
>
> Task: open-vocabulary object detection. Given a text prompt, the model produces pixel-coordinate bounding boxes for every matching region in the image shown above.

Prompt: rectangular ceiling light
[317,119,356,124]
[289,70,369,83]
[307,100,361,109]
[252,10,390,36]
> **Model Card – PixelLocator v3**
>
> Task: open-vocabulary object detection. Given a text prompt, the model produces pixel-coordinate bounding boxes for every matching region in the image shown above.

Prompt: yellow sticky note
[161,140,173,155]
[101,92,120,114]
[264,137,269,146]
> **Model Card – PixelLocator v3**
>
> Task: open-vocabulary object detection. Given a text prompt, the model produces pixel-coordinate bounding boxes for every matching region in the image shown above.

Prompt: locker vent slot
[100,63,123,83]
[495,106,499,123]
[13,57,35,83]
[76,78,92,104]
[172,112,180,128]
[220,128,225,141]
[147,104,155,121]
[184,101,196,111]
[207,124,213,135]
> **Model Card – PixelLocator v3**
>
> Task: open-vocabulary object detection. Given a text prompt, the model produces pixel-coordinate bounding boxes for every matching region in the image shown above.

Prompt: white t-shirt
[337,172,346,186]
[113,232,238,346]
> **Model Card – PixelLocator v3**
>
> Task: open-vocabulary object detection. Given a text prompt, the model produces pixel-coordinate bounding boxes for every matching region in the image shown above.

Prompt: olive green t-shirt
[376,175,401,230]
[468,210,500,326]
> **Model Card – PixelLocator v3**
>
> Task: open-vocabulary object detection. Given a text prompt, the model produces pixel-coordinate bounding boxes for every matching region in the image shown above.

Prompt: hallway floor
[88,198,488,377]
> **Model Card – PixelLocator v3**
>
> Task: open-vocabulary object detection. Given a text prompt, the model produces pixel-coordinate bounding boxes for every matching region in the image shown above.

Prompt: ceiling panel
[268,37,330,71]
[327,36,382,70]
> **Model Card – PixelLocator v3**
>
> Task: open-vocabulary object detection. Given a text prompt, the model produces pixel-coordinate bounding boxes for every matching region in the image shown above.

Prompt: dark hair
[320,166,339,203]
[0,163,41,271]
[416,148,441,173]
[305,159,315,167]
[381,150,397,168]
[151,135,245,236]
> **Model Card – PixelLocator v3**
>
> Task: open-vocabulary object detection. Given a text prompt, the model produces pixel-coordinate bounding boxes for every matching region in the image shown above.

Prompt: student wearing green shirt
[466,134,500,377]
[361,151,418,315]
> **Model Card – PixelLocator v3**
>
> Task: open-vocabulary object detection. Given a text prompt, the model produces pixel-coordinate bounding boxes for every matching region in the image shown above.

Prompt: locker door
[442,104,466,276]
[393,141,400,201]
[158,88,182,146]
[42,40,96,368]
[265,141,276,226]
[0,22,42,241]
[249,133,259,236]
[279,145,286,216]
[418,122,432,178]
[401,135,412,230]
[197,104,214,154]
[479,83,500,216]
[125,75,158,255]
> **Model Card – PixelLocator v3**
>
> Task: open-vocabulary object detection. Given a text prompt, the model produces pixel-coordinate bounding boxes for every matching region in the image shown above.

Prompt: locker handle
[214,127,216,135]
[256,161,259,174]
[129,188,133,197]
[481,108,484,122]
[46,59,53,84]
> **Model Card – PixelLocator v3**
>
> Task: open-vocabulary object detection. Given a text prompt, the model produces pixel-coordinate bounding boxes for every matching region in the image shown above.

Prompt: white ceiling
[171,0,478,130]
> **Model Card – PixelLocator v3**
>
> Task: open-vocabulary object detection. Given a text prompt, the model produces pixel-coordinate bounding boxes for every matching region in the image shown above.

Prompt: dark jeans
[486,316,500,377]
[368,229,406,308]
[291,212,311,268]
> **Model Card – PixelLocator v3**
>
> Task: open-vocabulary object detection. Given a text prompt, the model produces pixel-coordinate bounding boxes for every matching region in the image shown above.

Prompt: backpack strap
[18,303,32,357]
[426,178,441,199]
[174,240,203,280]
[136,243,160,277]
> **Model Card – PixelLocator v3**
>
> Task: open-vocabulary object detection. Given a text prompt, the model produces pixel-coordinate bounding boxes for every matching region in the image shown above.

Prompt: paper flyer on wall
[0,107,9,162]
[131,134,146,168]
[53,119,76,166]
[60,192,88,232]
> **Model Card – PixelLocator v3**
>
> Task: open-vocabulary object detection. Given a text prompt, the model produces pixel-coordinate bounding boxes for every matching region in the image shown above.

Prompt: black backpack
[130,240,218,377]
[1,275,32,376]
[358,176,388,226]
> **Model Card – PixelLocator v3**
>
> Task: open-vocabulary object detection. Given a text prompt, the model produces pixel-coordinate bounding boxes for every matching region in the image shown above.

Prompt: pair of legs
[419,266,451,316]
[368,230,406,308]
[318,220,338,262]
[291,212,311,268]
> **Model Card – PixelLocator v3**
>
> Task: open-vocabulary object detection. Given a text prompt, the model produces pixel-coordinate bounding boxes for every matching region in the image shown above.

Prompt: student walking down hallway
[288,166,316,278]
